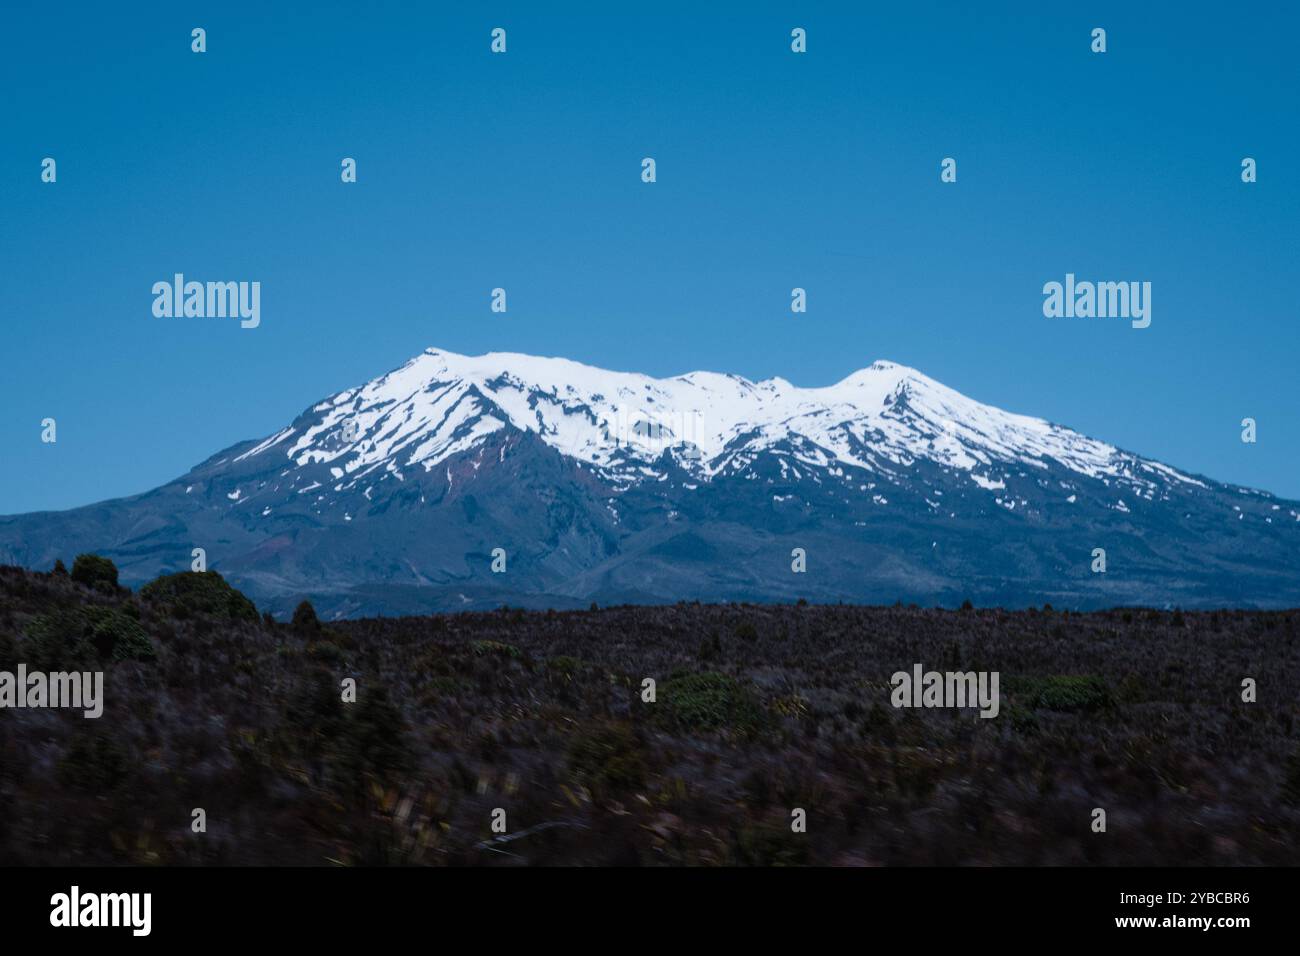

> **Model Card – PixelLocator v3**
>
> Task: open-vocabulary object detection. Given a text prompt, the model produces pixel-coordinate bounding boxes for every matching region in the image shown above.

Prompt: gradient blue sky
[3,1,1298,514]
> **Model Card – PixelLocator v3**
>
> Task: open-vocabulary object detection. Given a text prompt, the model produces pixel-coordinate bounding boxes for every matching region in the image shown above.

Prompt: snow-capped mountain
[225,348,1214,504]
[3,347,1297,617]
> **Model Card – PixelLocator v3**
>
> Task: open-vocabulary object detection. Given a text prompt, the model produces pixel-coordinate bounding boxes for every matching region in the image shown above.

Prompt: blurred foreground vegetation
[1,559,1298,865]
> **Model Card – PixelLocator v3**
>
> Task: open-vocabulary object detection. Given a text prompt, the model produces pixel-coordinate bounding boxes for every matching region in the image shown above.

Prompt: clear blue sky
[3,1,1297,514]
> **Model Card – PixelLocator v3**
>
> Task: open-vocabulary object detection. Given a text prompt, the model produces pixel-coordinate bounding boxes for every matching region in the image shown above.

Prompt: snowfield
[254,347,1202,502]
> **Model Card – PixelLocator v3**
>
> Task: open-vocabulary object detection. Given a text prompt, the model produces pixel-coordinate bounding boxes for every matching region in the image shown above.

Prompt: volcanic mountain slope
[2,347,1297,617]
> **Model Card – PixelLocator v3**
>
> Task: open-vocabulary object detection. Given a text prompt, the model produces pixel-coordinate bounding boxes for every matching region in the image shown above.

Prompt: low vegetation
[0,560,1298,865]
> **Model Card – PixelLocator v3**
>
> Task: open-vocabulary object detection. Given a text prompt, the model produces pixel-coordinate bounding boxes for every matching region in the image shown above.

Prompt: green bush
[661,671,766,735]
[1006,705,1039,733]
[86,606,155,661]
[1006,675,1111,713]
[470,639,522,659]
[140,571,259,623]
[24,606,153,665]
[568,721,646,793]
[733,820,809,866]
[22,610,98,669]
[70,554,119,592]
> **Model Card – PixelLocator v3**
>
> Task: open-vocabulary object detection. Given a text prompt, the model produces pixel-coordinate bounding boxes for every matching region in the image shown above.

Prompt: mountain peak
[4,344,1295,616]
[244,345,1208,503]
